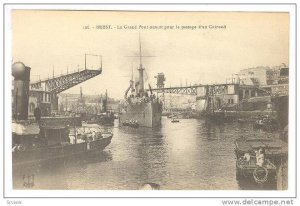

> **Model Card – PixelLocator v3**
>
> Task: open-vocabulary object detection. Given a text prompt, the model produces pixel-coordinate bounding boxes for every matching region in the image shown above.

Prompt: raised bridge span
[30,68,102,94]
[29,54,103,113]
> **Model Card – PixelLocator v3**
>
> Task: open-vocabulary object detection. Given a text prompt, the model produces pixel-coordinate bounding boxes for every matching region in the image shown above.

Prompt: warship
[119,37,163,127]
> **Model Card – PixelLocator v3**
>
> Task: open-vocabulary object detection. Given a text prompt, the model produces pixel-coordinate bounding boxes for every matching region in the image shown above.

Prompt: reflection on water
[13,117,280,190]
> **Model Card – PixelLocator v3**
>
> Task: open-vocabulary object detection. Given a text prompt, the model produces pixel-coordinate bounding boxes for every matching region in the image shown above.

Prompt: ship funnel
[12,62,31,120]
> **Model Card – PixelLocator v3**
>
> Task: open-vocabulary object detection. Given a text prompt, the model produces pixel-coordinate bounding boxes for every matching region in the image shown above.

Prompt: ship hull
[12,136,112,166]
[119,101,162,127]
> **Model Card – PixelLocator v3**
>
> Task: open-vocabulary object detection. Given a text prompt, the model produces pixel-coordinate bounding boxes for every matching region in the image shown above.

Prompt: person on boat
[255,147,265,167]
[76,134,84,143]
[134,120,139,127]
[88,135,93,142]
[34,107,41,123]
[69,135,76,144]
[125,120,129,126]
[242,152,251,164]
[92,131,96,140]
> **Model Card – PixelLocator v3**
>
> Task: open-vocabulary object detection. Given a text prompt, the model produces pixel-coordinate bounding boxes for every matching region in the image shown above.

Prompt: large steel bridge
[151,85,198,95]
[30,68,102,112]
[30,68,102,94]
[151,72,288,113]
[29,54,103,113]
[151,83,287,97]
[151,83,238,97]
[31,53,103,94]
[152,83,288,115]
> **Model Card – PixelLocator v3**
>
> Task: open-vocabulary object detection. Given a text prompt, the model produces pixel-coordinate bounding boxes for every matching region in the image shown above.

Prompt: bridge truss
[151,86,197,95]
[31,69,102,94]
[151,84,237,97]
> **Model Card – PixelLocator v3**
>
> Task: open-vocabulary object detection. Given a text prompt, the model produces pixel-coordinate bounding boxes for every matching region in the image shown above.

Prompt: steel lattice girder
[151,86,197,95]
[30,69,101,94]
[151,84,237,96]
[205,85,228,96]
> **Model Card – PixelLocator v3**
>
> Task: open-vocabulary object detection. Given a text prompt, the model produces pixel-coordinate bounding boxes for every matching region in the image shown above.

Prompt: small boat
[128,120,139,128]
[85,117,99,124]
[122,120,130,126]
[234,137,284,184]
[122,120,139,128]
[171,119,180,123]
[84,112,114,125]
[12,121,113,166]
[130,122,139,128]
[236,154,277,184]
[168,114,175,119]
[237,118,247,123]
[253,116,278,130]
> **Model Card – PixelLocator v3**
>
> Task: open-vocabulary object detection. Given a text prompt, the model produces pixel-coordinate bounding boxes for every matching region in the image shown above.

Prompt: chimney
[12,62,31,120]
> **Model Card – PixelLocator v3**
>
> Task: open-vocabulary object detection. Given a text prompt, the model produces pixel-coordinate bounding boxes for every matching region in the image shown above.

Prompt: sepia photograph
[2,2,297,202]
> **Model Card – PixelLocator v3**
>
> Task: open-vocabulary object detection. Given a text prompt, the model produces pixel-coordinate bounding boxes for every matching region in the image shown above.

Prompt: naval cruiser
[119,38,162,127]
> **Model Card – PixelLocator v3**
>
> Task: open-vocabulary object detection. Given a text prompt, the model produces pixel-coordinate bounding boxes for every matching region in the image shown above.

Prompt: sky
[12,10,289,99]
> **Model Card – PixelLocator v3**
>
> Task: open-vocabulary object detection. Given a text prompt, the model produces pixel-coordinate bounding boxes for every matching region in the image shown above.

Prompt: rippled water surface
[13,117,279,190]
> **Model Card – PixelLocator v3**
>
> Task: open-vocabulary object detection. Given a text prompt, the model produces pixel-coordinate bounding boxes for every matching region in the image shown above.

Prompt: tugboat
[11,62,113,166]
[96,90,115,125]
[119,36,163,128]
[12,121,113,166]
[86,90,115,125]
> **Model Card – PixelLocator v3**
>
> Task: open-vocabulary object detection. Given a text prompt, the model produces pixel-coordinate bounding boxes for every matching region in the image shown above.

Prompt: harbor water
[13,117,281,190]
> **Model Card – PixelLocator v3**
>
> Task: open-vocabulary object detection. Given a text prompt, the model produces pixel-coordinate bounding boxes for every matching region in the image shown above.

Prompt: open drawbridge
[31,54,103,94]
[29,54,103,113]
[30,69,102,94]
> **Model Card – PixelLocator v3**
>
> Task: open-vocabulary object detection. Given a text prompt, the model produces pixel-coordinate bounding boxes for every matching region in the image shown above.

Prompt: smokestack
[12,62,31,120]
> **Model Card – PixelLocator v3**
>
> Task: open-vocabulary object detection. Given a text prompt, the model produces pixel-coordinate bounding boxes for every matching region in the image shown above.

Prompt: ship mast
[138,34,145,95]
[125,34,155,96]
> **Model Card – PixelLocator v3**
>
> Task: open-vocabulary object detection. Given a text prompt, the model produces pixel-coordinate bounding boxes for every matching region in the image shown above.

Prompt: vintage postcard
[2,2,297,205]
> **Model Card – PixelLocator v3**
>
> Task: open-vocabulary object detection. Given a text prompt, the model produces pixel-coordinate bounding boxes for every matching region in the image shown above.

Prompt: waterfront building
[238,66,270,86]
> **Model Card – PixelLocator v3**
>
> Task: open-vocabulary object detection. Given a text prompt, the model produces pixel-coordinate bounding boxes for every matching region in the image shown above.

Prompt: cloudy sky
[12,10,289,99]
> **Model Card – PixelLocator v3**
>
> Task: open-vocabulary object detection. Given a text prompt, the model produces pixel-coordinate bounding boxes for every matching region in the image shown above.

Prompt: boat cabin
[39,126,70,146]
